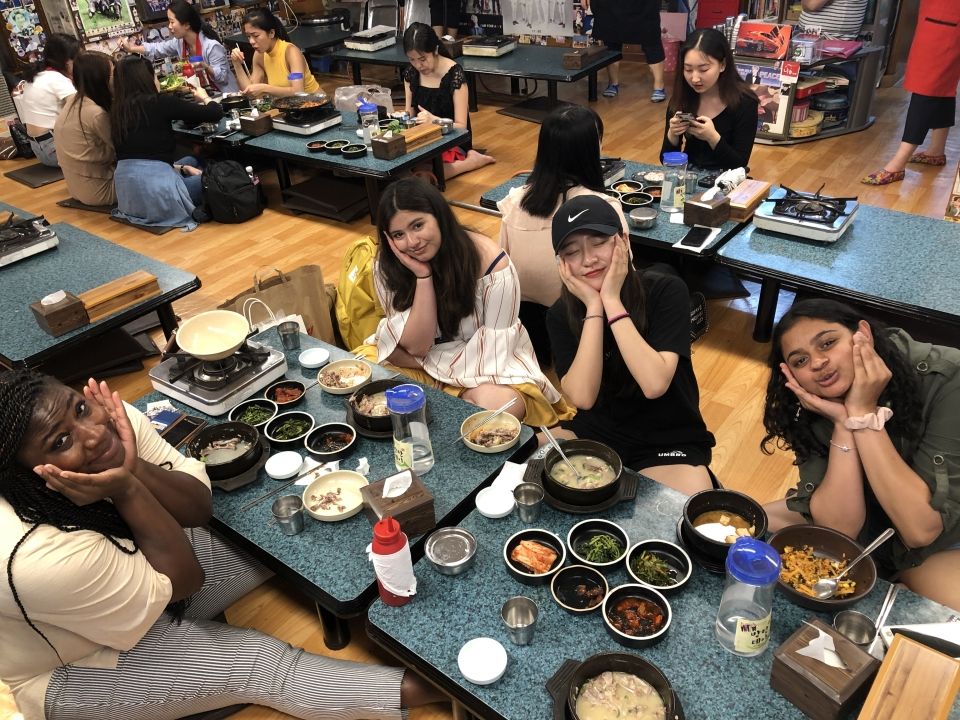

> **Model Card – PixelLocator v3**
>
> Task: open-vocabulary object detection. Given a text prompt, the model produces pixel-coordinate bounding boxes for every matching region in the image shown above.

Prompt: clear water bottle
[385,384,434,474]
[715,536,781,656]
[359,101,379,147]
[661,151,688,213]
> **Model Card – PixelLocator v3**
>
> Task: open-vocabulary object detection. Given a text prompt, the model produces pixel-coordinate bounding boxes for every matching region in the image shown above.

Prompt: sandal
[650,88,667,103]
[908,151,947,166]
[860,169,905,185]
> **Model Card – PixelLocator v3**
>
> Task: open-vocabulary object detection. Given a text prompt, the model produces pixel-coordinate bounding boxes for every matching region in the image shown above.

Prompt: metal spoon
[539,425,581,481]
[812,528,896,599]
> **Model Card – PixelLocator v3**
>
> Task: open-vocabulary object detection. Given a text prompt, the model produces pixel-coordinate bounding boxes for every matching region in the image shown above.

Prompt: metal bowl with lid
[425,527,477,576]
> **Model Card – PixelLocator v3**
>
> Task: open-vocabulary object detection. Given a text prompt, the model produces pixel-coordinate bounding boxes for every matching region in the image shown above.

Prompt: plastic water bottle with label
[385,384,434,474]
[715,537,781,656]
[660,151,688,213]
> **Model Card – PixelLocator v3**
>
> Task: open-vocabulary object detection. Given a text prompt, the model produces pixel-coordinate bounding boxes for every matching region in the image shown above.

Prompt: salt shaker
[715,536,781,656]
[385,384,434,474]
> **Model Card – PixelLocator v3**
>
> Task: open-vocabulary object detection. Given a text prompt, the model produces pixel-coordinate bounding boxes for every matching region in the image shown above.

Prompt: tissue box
[372,133,406,160]
[239,113,274,137]
[683,192,731,227]
[562,44,606,69]
[30,291,89,337]
[440,37,463,58]
[360,470,436,537]
[770,618,879,720]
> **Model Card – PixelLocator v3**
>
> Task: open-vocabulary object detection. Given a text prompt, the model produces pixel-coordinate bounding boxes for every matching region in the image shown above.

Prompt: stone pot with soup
[542,439,622,507]
[348,378,404,432]
[563,652,681,720]
[681,489,768,566]
[188,421,262,480]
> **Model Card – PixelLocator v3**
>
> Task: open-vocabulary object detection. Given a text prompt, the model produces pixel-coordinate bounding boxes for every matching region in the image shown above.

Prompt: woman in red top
[862,0,960,184]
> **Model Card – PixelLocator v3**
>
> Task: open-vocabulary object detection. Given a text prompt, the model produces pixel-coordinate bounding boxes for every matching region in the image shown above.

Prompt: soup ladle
[812,527,895,599]
[539,426,582,482]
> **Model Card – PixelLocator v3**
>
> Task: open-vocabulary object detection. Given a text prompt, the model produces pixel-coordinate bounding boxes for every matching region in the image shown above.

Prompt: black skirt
[591,0,664,63]
[902,92,956,145]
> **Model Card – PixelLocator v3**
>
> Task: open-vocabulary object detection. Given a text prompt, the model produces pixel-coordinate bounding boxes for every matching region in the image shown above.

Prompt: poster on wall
[501,0,571,35]
[1,2,46,63]
[458,0,504,37]
[735,60,798,136]
[72,0,140,42]
[945,162,960,223]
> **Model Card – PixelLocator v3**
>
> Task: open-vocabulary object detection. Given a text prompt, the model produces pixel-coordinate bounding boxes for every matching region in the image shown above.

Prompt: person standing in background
[581,0,666,102]
[798,0,868,40]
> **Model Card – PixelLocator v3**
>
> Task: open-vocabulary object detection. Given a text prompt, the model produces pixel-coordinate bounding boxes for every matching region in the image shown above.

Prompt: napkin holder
[562,44,605,69]
[683,192,731,227]
[372,133,406,160]
[440,37,464,58]
[360,470,435,537]
[770,618,879,720]
[239,112,274,137]
[30,291,89,337]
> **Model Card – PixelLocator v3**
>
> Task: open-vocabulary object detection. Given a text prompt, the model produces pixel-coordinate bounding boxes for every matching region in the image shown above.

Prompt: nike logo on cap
[567,209,589,223]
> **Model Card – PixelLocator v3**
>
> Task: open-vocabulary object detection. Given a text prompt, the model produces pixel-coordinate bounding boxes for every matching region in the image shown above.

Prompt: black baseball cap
[551,195,622,254]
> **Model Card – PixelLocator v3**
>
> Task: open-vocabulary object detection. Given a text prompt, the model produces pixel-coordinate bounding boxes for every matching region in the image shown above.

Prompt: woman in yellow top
[230,9,322,97]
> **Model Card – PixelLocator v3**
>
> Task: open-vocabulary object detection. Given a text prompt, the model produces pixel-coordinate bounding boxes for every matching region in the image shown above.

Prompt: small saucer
[475,486,515,519]
[458,637,508,686]
[265,450,304,480]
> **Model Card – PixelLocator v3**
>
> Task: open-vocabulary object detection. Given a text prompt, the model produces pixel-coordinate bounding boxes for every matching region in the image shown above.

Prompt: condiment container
[715,536,780,656]
[386,384,434,474]
[368,515,416,606]
[188,55,208,89]
[660,152,688,213]
[359,101,379,147]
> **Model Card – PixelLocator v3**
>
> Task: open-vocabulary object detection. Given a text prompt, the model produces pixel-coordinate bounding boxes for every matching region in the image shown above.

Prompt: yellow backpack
[336,235,386,350]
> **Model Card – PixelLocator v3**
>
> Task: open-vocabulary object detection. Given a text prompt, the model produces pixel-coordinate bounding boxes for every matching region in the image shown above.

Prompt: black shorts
[430,0,460,29]
[626,444,712,472]
[902,92,956,145]
[601,36,666,65]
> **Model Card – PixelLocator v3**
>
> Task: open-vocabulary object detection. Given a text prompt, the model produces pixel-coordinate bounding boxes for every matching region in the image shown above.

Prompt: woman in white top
[120,0,238,93]
[357,177,574,427]
[15,33,81,166]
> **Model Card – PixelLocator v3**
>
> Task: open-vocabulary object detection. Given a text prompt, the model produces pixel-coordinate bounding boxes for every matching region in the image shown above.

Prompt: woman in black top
[402,23,494,180]
[111,54,222,228]
[661,29,759,171]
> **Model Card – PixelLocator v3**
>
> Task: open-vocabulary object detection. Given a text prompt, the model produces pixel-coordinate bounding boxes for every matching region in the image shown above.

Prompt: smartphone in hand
[676,112,696,123]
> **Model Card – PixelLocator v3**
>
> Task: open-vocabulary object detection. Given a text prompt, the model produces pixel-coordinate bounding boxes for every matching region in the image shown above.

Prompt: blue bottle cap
[385,384,426,414]
[725,537,781,586]
[188,55,203,63]
[358,102,378,114]
[287,72,304,80]
[663,151,688,166]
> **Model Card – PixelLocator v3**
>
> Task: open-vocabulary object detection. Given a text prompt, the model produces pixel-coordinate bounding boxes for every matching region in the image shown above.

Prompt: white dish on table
[457,637,508,685]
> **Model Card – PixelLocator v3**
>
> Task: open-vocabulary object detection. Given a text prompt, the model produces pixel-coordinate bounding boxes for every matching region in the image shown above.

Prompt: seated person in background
[230,8,322,98]
[53,51,117,207]
[497,104,626,364]
[121,0,239,93]
[547,195,716,495]
[798,0,868,40]
[761,299,960,610]
[15,33,81,167]
[356,177,574,428]
[111,54,222,229]
[661,28,759,171]
[403,23,495,180]
[0,370,445,719]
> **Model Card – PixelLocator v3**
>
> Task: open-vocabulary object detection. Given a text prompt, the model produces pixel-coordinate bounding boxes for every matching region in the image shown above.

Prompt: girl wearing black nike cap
[546,194,716,494]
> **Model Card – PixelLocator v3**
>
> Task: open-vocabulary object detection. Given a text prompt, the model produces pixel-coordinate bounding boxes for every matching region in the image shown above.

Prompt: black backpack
[200,160,262,223]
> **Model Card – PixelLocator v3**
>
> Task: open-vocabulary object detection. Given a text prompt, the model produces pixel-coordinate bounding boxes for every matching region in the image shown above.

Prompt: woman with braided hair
[0,369,443,719]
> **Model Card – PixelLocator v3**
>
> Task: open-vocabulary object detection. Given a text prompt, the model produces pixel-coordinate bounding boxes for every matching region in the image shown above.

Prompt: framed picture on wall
[71,0,140,41]
[135,0,169,23]
[199,0,229,10]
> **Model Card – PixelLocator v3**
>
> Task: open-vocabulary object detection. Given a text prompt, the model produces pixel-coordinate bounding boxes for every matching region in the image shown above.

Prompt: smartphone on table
[160,415,208,449]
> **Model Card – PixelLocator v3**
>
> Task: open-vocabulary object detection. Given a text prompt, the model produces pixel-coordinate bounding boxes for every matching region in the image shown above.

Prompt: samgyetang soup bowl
[542,439,622,506]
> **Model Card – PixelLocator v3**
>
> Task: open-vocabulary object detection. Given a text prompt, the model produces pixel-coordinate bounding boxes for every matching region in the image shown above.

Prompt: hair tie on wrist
[582,314,603,322]
[415,273,432,280]
[844,407,893,431]
[607,312,630,327]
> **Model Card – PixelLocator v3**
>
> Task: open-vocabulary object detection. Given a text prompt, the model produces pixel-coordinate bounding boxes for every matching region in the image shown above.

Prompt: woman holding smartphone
[661,28,758,171]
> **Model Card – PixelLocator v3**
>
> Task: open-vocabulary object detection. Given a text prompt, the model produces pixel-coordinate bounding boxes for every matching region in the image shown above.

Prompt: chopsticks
[450,397,518,447]
[867,583,900,656]
[539,425,581,480]
[240,465,325,512]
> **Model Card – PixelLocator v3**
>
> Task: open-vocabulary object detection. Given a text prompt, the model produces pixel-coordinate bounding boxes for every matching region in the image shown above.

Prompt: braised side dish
[272,386,303,403]
[510,540,558,574]
[467,425,518,447]
[576,671,666,720]
[607,597,666,637]
[310,431,352,453]
[573,582,605,609]
[780,545,856,598]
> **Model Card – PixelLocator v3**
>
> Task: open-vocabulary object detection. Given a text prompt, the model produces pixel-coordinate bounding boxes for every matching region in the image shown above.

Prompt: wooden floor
[1,60,956,720]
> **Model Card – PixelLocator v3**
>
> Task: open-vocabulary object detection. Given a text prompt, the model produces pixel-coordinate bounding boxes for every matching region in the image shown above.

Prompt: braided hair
[0,368,137,662]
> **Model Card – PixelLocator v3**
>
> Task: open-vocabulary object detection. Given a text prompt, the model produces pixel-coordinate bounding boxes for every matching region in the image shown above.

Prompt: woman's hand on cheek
[84,380,138,472]
[558,256,600,307]
[600,236,629,303]
[34,464,134,506]
[844,331,892,416]
[386,234,432,278]
[781,363,848,424]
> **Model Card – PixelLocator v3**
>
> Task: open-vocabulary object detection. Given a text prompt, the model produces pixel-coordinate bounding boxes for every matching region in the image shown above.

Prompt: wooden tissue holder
[361,469,436,537]
[30,291,89,337]
[683,192,731,227]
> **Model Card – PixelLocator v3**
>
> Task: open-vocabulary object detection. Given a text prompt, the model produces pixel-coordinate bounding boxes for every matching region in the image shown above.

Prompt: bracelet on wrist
[607,312,630,327]
[829,440,851,453]
[415,273,432,280]
[582,314,603,322]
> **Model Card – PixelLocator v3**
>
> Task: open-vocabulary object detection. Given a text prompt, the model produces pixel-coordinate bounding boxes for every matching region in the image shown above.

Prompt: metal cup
[684,171,700,197]
[271,494,305,535]
[277,321,301,351]
[501,596,538,646]
[513,483,544,523]
[833,610,877,646]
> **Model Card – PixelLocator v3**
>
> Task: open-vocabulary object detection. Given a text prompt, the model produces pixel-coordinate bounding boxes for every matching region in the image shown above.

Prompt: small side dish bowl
[602,189,622,202]
[324,139,350,154]
[264,410,315,448]
[620,191,654,212]
[341,143,367,158]
[602,584,671,649]
[610,180,643,194]
[298,347,330,369]
[304,422,357,461]
[188,422,262,480]
[628,207,658,231]
[625,540,692,595]
[551,564,608,614]
[567,518,629,570]
[228,397,278,429]
[264,379,306,409]
[503,528,566,586]
[301,469,368,521]
[460,410,521,453]
[318,359,372,395]
[425,527,477,576]
[264,450,303,480]
[306,140,326,153]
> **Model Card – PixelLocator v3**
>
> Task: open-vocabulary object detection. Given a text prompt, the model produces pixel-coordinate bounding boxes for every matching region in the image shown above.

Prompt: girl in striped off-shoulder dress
[357,177,574,427]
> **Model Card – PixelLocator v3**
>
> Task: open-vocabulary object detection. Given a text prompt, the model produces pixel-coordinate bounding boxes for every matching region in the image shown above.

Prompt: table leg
[466,73,478,112]
[753,279,781,343]
[510,77,520,95]
[364,176,381,223]
[548,81,558,103]
[433,155,446,192]
[351,61,361,85]
[315,601,351,650]
[157,303,178,339]
[452,700,479,720]
[588,71,598,101]
[275,158,291,191]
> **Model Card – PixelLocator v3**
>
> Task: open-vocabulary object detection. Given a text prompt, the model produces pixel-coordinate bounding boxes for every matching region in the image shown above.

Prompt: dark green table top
[173,116,252,147]
[138,330,534,616]
[481,163,746,257]
[226,25,351,52]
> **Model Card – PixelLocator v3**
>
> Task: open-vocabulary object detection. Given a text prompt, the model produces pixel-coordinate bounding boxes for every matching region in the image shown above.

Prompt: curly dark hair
[760,299,923,464]
[0,369,137,663]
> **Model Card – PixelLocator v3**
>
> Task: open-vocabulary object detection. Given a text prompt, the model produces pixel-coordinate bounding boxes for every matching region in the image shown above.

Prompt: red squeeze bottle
[372,516,411,606]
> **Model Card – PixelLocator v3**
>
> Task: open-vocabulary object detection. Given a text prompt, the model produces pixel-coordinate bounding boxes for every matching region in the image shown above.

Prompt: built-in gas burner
[770,185,858,226]
[753,186,861,243]
[0,214,60,267]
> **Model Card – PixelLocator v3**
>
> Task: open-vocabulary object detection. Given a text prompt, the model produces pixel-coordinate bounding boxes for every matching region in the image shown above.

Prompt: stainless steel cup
[513,482,544,523]
[684,171,700,198]
[277,321,301,350]
[501,596,538,646]
[833,610,876,646]
[272,494,305,535]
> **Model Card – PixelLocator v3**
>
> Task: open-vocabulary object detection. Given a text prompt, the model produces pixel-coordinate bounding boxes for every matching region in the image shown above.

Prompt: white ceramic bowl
[298,347,330,369]
[317,359,372,395]
[301,470,369,521]
[460,410,521,453]
[264,450,304,480]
